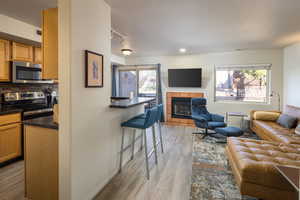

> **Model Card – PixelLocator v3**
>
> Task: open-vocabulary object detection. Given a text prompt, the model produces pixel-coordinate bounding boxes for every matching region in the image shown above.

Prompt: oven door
[12,61,53,84]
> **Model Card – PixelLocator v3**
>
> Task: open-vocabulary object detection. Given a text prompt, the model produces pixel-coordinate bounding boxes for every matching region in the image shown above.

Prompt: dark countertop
[0,107,22,115]
[110,97,156,108]
[23,116,58,130]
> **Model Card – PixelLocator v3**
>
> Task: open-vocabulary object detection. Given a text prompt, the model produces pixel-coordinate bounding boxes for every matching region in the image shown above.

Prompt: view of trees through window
[215,68,268,102]
[138,70,156,96]
[119,69,157,97]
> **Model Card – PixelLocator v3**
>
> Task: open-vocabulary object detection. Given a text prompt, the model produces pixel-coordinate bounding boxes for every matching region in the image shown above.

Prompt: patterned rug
[190,133,259,200]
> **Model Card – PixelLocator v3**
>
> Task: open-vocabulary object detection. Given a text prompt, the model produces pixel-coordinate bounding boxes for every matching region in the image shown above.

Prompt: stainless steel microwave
[12,61,53,84]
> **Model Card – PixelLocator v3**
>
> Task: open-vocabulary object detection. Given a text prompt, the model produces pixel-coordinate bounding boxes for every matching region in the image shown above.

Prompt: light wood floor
[94,125,194,200]
[0,125,193,200]
[0,160,25,200]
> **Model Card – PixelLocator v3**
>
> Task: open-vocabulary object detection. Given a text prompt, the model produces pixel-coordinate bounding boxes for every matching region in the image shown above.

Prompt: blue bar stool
[134,104,164,153]
[119,106,158,179]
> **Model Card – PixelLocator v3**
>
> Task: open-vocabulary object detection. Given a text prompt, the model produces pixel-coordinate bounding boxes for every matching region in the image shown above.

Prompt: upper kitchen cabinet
[42,8,58,80]
[33,47,42,64]
[12,42,33,62]
[0,39,10,81]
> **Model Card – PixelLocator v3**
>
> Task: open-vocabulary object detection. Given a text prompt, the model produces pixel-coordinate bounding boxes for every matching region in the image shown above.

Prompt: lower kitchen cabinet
[24,125,58,200]
[0,123,22,163]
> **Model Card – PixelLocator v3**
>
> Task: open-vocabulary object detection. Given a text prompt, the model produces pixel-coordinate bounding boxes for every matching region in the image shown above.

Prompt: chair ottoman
[226,137,299,200]
[215,126,243,137]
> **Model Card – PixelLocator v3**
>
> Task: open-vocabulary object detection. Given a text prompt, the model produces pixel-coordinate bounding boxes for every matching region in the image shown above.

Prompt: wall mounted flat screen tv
[168,68,202,87]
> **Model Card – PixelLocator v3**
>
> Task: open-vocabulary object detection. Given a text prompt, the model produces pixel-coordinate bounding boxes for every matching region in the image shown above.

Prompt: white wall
[0,14,41,42]
[283,43,300,107]
[59,0,143,199]
[127,49,283,119]
[111,54,125,65]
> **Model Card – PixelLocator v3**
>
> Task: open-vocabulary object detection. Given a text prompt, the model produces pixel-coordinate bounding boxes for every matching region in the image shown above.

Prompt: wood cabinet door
[12,42,33,62]
[0,39,10,81]
[0,123,22,163]
[34,47,42,64]
[42,8,58,80]
[25,126,58,200]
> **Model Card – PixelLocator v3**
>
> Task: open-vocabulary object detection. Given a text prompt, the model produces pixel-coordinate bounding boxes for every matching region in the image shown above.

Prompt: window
[215,65,271,103]
[118,68,157,97]
[119,70,137,97]
[138,70,157,97]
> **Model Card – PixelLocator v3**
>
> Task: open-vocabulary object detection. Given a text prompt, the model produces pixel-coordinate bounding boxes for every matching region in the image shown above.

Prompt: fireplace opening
[171,97,192,119]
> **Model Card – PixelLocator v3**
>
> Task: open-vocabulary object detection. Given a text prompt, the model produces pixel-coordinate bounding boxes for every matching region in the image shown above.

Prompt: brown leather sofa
[250,105,300,145]
[225,105,300,199]
[226,137,299,200]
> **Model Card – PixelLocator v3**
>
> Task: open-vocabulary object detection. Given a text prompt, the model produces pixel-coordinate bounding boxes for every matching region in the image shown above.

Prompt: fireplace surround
[166,92,204,126]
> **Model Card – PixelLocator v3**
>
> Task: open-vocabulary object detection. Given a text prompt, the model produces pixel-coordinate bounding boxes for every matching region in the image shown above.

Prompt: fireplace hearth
[171,97,192,119]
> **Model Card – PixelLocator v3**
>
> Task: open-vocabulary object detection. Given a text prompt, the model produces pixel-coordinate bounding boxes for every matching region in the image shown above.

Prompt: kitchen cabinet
[0,39,11,81]
[0,113,22,163]
[33,47,42,64]
[12,42,33,62]
[42,8,58,80]
[25,125,58,200]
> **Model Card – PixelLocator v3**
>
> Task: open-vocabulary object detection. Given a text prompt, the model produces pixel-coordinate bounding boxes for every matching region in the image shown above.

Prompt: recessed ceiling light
[179,48,187,53]
[121,48,133,56]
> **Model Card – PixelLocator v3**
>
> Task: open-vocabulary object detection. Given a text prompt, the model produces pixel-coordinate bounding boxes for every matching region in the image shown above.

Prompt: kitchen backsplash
[0,83,58,100]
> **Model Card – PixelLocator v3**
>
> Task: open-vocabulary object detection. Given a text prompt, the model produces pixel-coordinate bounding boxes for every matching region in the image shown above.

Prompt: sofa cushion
[253,111,280,121]
[284,105,300,124]
[227,137,300,191]
[277,114,298,129]
[295,124,300,135]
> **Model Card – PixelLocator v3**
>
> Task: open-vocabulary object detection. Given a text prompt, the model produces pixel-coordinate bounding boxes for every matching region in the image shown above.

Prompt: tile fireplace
[166,92,204,126]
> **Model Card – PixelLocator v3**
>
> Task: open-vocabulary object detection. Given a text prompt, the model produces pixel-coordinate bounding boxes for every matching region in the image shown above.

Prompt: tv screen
[168,68,202,87]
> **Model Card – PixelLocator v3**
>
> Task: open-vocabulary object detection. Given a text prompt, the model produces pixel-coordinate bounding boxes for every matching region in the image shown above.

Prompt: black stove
[1,91,54,120]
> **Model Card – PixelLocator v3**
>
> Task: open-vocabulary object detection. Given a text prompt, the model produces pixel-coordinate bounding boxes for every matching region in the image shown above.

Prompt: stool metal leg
[158,121,164,153]
[140,130,143,151]
[152,126,158,165]
[143,129,150,179]
[119,127,125,172]
[131,129,136,160]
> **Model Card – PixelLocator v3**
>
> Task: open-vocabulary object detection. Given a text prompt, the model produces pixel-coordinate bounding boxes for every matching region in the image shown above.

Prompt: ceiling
[1,0,299,57]
[0,0,57,27]
[106,0,300,57]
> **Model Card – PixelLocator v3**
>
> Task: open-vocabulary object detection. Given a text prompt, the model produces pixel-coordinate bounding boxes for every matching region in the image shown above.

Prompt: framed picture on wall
[85,50,104,88]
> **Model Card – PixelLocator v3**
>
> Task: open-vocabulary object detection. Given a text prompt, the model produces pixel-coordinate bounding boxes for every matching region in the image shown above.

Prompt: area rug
[190,133,259,200]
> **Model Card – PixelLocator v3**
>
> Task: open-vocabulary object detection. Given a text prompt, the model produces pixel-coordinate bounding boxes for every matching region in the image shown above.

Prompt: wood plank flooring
[0,161,25,200]
[0,125,194,200]
[94,125,194,200]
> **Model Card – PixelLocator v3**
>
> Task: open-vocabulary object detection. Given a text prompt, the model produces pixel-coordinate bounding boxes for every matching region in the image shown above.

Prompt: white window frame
[214,64,272,104]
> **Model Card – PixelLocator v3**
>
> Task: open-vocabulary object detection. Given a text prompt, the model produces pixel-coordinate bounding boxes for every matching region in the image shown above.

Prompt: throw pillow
[277,114,298,129]
[253,111,280,121]
[295,124,300,135]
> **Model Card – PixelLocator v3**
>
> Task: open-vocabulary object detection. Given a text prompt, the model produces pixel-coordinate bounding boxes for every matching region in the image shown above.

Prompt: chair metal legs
[158,121,164,153]
[152,126,158,165]
[131,129,136,160]
[119,127,125,172]
[140,130,143,151]
[119,125,160,180]
[143,129,150,180]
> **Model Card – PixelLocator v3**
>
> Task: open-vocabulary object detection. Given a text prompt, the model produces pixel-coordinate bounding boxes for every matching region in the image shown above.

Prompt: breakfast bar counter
[110,97,156,108]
